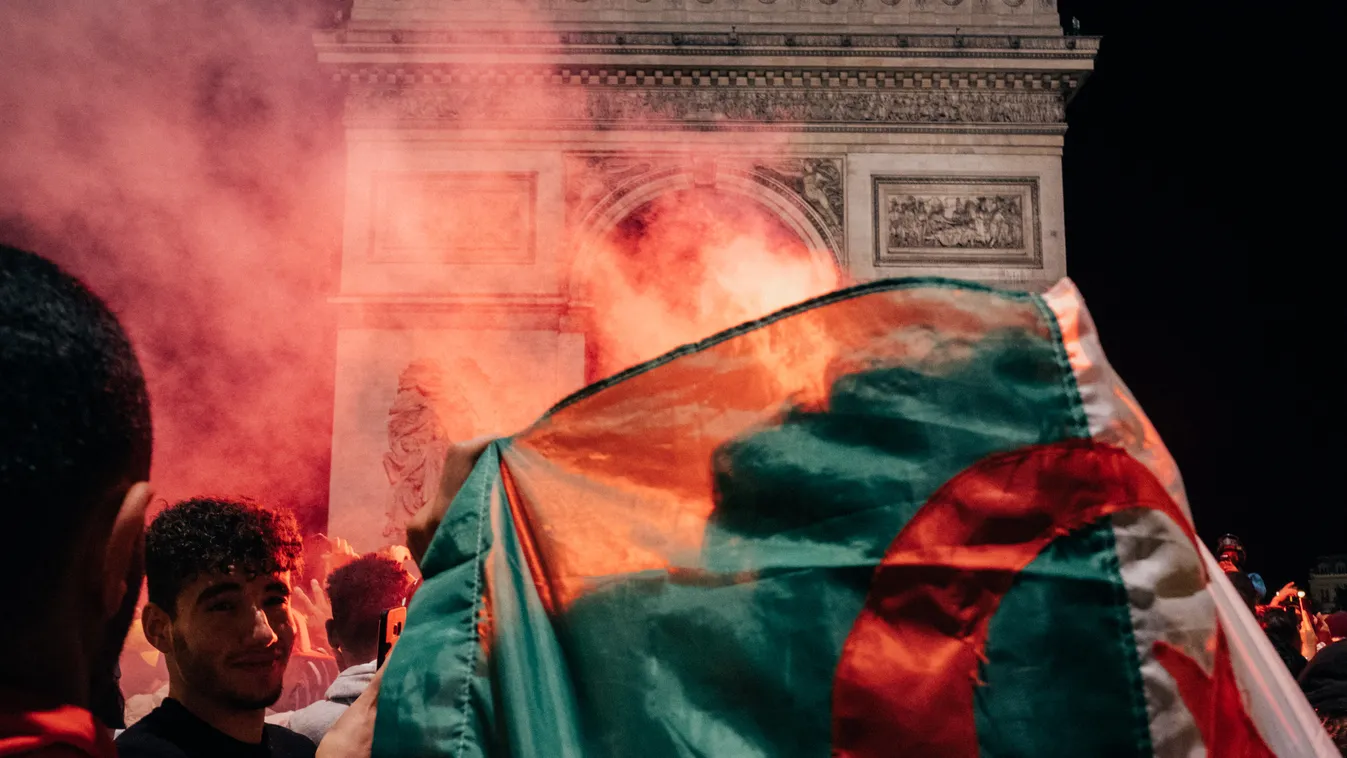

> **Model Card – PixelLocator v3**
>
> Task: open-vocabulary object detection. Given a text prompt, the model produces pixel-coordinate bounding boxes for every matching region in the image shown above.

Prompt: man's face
[164,569,295,710]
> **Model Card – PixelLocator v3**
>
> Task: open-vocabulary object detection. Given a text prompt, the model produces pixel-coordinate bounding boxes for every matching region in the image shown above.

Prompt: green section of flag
[976,520,1153,758]
[373,444,502,758]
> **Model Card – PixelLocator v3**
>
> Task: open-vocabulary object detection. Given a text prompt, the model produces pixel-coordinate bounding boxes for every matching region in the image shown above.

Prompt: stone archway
[566,157,845,307]
[570,176,841,382]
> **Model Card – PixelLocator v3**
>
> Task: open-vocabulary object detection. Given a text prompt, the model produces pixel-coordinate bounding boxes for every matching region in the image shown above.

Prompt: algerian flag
[374,278,1334,757]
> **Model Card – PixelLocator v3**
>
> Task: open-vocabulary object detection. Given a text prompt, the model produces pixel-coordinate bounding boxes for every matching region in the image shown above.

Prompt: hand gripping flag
[373,278,1335,757]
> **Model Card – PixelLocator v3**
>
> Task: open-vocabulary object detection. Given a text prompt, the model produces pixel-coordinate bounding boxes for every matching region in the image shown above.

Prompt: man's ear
[101,482,152,620]
[141,602,174,655]
[325,619,339,651]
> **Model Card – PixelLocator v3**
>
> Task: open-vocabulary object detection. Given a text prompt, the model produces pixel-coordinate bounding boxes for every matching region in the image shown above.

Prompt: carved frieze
[872,176,1041,267]
[348,86,1066,129]
[324,29,1098,54]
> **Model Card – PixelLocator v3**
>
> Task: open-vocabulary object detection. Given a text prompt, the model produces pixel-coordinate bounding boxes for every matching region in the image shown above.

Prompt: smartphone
[377,606,407,669]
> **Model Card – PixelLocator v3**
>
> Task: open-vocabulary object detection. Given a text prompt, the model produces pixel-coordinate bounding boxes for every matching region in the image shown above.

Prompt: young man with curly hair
[272,555,412,744]
[0,246,154,758]
[115,498,316,758]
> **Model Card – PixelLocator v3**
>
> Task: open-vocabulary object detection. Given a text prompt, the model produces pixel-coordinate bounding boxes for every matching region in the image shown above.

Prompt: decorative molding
[321,31,1100,58]
[339,0,1072,23]
[331,294,576,330]
[348,86,1067,129]
[562,152,846,265]
[337,66,1083,90]
[564,154,659,227]
[370,172,537,264]
[871,175,1041,268]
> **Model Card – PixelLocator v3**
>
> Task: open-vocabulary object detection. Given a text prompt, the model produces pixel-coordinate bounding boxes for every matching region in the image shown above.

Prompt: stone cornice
[340,0,1067,32]
[324,30,1094,132]
[330,294,576,329]
[336,66,1081,87]
[315,30,1100,63]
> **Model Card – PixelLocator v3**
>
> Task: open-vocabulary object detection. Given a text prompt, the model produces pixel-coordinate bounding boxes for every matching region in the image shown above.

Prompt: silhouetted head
[0,244,154,708]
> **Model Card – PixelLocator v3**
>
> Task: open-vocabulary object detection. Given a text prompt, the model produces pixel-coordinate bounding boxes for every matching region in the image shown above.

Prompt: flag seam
[1030,290,1090,440]
[1035,291,1157,756]
[1097,520,1161,756]
[543,276,1036,417]
[451,442,495,758]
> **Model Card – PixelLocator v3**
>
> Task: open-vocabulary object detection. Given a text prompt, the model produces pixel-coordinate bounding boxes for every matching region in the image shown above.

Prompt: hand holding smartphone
[377,606,407,669]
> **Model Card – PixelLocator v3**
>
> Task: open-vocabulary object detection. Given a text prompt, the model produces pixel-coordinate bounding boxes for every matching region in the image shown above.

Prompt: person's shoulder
[283,701,347,746]
[262,724,316,758]
[113,707,186,758]
[0,748,99,758]
[112,722,186,758]
[1303,639,1347,675]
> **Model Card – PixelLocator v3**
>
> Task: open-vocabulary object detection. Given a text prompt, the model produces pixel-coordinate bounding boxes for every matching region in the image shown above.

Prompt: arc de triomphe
[314,0,1098,547]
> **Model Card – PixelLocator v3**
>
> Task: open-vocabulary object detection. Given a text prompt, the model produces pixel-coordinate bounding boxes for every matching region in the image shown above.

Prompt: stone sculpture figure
[800,159,844,232]
[383,358,487,537]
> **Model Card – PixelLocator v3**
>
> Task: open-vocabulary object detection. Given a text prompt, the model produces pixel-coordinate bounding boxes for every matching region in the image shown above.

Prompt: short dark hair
[1260,607,1306,675]
[1225,571,1258,613]
[145,498,303,614]
[0,246,152,605]
[326,554,412,656]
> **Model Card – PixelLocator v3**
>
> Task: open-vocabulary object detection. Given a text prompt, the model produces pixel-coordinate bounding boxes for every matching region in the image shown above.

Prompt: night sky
[1057,0,1339,587]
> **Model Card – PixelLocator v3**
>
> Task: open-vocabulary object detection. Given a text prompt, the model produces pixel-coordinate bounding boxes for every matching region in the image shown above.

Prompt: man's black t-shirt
[115,698,316,758]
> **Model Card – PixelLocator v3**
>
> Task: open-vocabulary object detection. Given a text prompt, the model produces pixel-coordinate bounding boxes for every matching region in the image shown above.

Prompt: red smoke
[0,1,842,531]
[587,188,841,380]
[0,1,343,528]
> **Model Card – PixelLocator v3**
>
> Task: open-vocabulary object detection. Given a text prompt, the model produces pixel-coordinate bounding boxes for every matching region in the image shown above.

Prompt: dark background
[1058,0,1337,588]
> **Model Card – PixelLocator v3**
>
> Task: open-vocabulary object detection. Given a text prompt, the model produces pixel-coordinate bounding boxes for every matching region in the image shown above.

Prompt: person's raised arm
[405,438,491,567]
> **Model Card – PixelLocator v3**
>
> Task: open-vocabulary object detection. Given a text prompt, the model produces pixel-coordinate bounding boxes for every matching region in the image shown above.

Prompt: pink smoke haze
[0,2,841,523]
[1,1,345,527]
[587,187,840,378]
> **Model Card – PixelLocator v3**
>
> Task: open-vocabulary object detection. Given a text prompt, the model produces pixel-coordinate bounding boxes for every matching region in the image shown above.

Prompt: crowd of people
[1217,535,1347,750]
[3,242,1346,756]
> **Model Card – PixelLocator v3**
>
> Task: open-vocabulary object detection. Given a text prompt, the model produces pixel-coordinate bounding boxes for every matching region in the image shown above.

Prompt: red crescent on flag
[832,440,1271,757]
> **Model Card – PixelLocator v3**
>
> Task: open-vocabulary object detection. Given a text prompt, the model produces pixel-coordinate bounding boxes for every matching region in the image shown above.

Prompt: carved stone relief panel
[371,172,537,263]
[382,358,490,537]
[872,176,1040,267]
[750,157,845,255]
